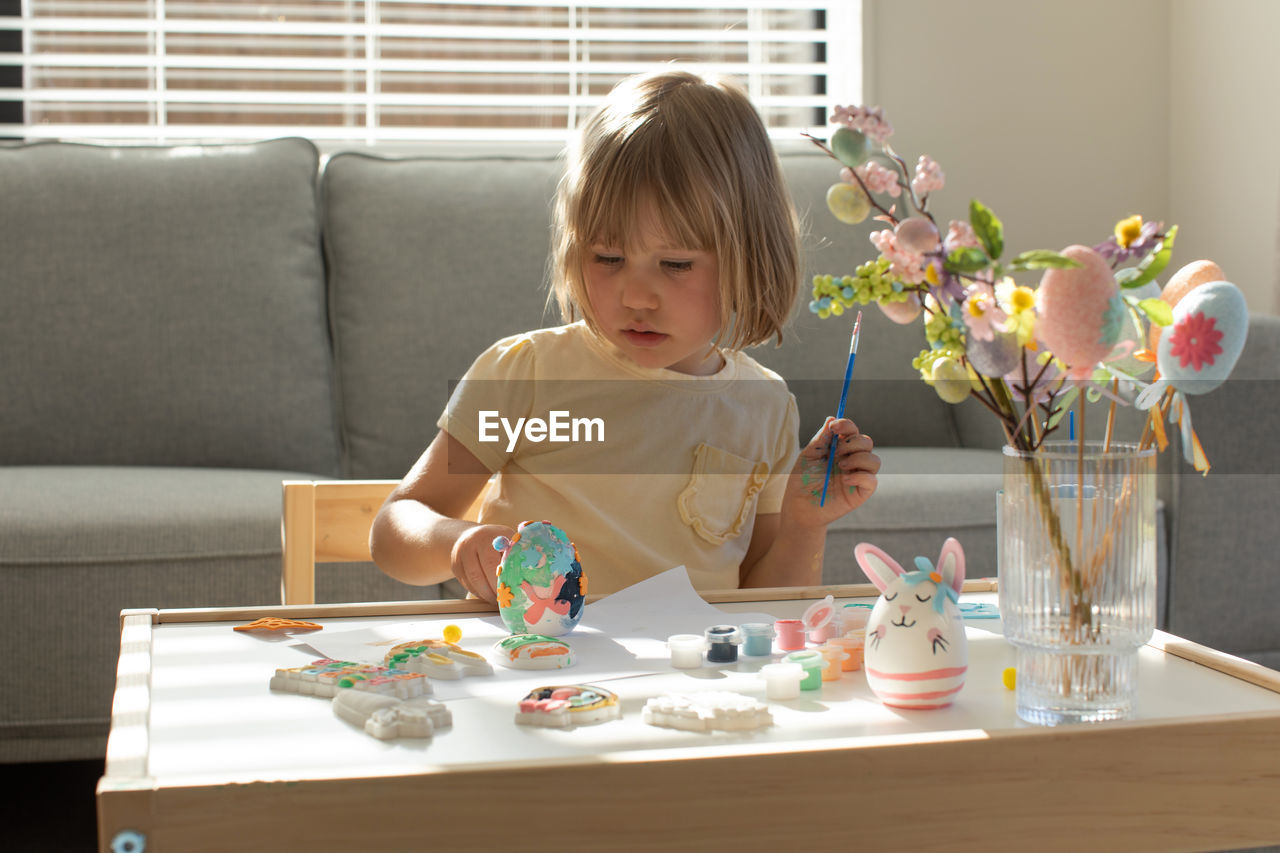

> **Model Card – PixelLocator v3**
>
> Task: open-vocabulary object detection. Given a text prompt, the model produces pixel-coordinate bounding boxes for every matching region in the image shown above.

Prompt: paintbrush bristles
[850,311,863,354]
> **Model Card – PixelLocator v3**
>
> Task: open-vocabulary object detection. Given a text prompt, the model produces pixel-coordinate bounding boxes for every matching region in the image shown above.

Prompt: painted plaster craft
[514,684,620,728]
[492,634,575,670]
[384,640,494,678]
[332,689,453,740]
[233,616,322,633]
[269,659,431,699]
[493,520,587,636]
[641,692,774,733]
[855,537,969,710]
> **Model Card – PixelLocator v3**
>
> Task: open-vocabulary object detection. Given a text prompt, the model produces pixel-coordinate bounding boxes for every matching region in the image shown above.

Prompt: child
[370,70,879,602]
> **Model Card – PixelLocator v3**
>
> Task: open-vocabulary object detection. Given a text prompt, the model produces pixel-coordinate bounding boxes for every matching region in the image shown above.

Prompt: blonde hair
[552,70,801,350]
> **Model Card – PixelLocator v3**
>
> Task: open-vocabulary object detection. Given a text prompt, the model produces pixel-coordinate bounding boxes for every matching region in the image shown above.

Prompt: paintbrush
[820,311,862,507]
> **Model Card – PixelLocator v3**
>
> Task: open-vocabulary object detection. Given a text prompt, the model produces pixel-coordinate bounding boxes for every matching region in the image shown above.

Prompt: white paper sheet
[301,566,774,700]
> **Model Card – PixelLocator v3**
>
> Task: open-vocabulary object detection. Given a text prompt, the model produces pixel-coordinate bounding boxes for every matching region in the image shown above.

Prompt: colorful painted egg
[493,521,586,636]
[1156,280,1248,395]
[1149,259,1225,350]
[1035,245,1120,372]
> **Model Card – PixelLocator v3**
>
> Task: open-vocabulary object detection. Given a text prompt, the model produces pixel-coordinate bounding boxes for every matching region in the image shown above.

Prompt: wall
[1169,0,1280,314]
[853,0,1277,315]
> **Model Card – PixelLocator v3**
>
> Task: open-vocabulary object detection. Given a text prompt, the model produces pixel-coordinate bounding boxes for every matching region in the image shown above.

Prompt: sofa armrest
[1165,314,1280,662]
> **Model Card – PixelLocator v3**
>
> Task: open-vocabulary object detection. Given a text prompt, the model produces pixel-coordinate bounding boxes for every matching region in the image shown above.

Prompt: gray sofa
[2,137,1277,764]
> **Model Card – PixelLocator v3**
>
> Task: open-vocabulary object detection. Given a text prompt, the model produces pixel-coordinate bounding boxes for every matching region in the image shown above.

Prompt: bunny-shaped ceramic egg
[854,537,967,709]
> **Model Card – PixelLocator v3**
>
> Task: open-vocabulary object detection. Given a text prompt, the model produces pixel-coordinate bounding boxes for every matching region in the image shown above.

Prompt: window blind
[0,1,860,143]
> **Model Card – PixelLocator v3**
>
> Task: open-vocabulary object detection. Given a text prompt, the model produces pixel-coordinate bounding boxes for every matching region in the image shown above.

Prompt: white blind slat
[3,2,860,144]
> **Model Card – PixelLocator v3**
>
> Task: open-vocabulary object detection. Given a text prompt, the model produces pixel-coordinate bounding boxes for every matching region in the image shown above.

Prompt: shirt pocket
[676,443,771,546]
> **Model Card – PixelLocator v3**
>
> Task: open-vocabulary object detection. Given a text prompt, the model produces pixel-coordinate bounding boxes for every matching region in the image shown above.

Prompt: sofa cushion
[323,149,564,479]
[821,447,1004,584]
[324,146,959,480]
[0,465,444,762]
[0,138,341,475]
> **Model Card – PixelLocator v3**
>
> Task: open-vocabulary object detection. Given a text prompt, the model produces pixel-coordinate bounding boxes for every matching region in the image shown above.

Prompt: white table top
[106,591,1280,789]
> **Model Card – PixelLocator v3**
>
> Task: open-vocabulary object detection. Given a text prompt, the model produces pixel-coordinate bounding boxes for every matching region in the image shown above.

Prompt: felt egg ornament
[1155,280,1247,396]
[878,295,922,324]
[1035,245,1121,372]
[493,521,586,636]
[1149,260,1225,351]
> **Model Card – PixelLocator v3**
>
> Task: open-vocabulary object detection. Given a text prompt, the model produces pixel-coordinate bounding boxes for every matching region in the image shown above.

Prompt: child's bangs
[577,133,719,253]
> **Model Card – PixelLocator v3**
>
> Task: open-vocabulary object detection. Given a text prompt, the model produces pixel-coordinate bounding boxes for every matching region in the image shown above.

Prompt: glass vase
[999,441,1157,726]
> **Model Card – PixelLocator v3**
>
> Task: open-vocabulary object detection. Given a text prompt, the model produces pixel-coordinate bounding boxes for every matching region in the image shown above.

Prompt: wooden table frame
[97,582,1280,853]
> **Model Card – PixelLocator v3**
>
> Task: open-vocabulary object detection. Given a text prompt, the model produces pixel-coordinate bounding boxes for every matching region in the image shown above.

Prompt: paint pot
[840,604,871,632]
[760,662,805,700]
[740,622,775,657]
[704,625,743,664]
[827,634,864,672]
[818,642,850,681]
[785,649,825,691]
[667,634,706,670]
[803,595,840,644]
[774,618,806,651]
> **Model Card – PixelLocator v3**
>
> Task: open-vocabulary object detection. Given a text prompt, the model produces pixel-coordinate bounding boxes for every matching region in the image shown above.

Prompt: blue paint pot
[740,622,775,656]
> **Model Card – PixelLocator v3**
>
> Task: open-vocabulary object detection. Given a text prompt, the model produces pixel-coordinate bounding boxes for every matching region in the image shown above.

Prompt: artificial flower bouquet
[807,105,1248,470]
[809,105,1249,654]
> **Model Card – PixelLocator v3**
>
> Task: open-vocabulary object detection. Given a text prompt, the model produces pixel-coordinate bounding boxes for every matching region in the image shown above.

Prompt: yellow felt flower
[1114,214,1145,249]
[496,582,514,609]
[995,278,1038,348]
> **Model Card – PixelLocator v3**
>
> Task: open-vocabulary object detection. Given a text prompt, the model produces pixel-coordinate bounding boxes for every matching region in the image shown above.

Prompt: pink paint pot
[774,619,806,651]
[802,595,839,644]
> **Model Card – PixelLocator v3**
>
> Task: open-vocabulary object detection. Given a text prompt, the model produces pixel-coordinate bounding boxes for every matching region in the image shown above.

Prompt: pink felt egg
[1035,245,1120,371]
[895,217,940,254]
[1156,280,1247,395]
[878,294,922,324]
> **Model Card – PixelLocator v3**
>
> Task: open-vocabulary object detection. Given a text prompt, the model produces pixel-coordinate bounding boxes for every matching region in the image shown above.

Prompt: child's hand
[785,417,879,525]
[450,523,514,603]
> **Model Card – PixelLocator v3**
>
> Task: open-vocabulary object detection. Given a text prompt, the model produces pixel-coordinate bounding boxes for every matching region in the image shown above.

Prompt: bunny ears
[855,538,966,613]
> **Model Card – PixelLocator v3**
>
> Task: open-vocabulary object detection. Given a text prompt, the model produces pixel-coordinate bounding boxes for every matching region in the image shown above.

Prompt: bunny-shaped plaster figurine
[854,537,967,709]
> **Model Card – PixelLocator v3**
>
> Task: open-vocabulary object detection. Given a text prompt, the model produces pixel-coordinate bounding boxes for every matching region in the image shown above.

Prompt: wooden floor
[4,759,102,852]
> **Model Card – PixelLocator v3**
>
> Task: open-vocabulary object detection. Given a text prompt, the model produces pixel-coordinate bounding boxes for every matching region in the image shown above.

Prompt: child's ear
[855,542,905,592]
[936,537,966,593]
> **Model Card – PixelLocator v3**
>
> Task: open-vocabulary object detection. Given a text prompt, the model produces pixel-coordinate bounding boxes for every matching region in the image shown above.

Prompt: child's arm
[369,429,513,602]
[739,417,878,588]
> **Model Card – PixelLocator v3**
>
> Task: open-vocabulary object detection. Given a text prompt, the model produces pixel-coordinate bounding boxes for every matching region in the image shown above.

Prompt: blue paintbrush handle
[819,351,857,507]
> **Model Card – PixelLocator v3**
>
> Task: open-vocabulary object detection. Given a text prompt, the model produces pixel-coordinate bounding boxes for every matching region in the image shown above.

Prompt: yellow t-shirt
[438,321,800,593]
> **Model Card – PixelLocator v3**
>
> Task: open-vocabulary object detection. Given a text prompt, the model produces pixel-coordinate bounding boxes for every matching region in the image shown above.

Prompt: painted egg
[878,294,922,324]
[965,329,1019,377]
[1156,280,1248,395]
[930,356,971,404]
[895,216,940,254]
[826,181,871,224]
[1149,259,1224,350]
[1035,245,1120,371]
[493,521,586,636]
[831,127,870,167]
